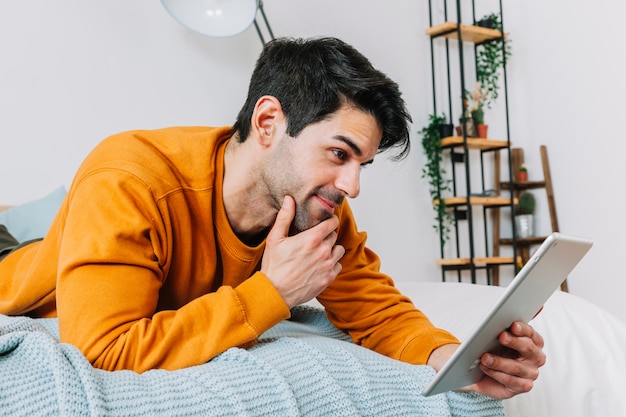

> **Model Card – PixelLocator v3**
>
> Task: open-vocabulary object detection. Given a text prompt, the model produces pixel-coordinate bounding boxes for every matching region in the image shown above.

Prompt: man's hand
[428,321,546,400]
[471,321,546,399]
[261,195,345,308]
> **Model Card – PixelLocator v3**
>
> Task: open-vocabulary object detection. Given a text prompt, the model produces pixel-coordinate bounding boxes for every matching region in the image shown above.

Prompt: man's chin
[289,221,316,235]
[290,214,329,235]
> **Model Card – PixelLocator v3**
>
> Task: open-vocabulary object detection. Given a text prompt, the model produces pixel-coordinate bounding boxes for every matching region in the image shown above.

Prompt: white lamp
[160,0,275,43]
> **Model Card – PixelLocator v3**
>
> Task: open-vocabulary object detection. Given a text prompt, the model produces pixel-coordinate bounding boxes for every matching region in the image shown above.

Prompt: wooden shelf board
[500,236,547,246]
[500,181,546,190]
[426,22,507,44]
[441,136,509,151]
[437,256,516,267]
[442,196,514,207]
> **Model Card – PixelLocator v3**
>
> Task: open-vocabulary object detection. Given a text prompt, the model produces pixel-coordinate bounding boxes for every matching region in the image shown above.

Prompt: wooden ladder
[492,145,567,291]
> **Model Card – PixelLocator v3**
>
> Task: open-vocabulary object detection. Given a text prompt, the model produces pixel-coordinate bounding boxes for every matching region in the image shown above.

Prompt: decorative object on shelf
[515,192,536,238]
[420,114,453,245]
[458,112,477,137]
[458,95,477,137]
[160,0,275,44]
[475,12,512,109]
[467,82,489,138]
[518,164,528,181]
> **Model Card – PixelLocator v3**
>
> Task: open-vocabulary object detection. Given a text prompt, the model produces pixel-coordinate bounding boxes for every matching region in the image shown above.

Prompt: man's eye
[333,149,348,161]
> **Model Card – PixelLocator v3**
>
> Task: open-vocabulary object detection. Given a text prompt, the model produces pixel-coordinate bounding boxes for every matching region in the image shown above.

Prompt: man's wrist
[426,343,460,372]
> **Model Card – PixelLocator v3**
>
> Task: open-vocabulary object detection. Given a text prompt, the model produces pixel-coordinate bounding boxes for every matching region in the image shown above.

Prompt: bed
[394,281,626,417]
[1,189,625,417]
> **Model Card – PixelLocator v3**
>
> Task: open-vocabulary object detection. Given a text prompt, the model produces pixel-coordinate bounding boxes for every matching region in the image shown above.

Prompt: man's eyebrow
[333,135,376,165]
[333,135,363,157]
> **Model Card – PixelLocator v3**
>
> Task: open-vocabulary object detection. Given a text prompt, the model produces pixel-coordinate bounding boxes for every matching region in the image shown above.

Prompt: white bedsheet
[394,281,626,417]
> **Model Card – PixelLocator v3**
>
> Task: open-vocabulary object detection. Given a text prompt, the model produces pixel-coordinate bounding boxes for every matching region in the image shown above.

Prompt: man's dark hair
[231,37,411,160]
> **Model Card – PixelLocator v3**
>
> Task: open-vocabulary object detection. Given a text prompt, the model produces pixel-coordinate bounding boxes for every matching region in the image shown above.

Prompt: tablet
[422,232,593,396]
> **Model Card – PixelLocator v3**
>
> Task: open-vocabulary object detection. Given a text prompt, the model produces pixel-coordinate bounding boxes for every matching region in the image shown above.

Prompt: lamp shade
[161,0,259,37]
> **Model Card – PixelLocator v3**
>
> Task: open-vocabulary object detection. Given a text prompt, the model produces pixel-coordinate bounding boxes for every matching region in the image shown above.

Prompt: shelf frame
[426,0,517,285]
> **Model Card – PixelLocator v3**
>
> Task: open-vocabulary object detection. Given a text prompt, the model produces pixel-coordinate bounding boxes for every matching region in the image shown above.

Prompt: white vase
[515,214,534,238]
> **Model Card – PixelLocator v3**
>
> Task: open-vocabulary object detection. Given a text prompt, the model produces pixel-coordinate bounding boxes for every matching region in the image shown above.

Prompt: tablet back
[422,233,593,396]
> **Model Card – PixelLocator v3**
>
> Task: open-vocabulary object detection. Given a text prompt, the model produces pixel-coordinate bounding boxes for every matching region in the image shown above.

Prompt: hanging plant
[475,12,512,109]
[420,113,453,245]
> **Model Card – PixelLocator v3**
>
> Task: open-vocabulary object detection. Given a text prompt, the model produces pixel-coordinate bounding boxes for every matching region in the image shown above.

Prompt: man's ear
[251,95,284,147]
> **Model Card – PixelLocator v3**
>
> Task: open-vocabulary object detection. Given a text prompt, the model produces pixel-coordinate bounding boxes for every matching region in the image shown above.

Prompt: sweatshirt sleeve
[317,202,460,365]
[56,170,290,372]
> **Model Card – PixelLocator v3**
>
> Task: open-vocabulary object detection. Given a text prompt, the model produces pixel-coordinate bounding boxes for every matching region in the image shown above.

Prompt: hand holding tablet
[422,233,593,397]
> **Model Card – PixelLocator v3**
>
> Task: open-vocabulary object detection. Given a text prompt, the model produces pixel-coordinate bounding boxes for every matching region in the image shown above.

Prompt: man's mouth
[315,194,340,213]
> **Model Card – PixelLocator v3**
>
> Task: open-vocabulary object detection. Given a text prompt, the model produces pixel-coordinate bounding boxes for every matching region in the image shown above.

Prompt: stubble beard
[262,137,343,233]
[290,187,344,233]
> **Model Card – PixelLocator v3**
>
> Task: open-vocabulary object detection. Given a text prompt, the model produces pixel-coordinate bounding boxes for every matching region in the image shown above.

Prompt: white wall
[504,0,626,324]
[1,0,625,323]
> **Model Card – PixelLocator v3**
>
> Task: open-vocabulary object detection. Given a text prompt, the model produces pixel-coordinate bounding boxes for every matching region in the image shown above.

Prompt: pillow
[0,186,66,243]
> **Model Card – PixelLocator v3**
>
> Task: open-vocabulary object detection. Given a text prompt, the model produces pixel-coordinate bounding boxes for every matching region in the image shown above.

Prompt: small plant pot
[476,17,495,28]
[476,124,488,138]
[515,214,534,238]
[518,171,528,181]
[438,123,454,138]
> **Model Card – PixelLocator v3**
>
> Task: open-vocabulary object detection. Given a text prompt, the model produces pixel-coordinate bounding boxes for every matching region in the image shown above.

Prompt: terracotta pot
[476,124,488,138]
[518,171,528,181]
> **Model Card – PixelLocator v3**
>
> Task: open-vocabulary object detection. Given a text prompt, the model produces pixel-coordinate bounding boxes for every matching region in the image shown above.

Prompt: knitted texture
[0,306,504,417]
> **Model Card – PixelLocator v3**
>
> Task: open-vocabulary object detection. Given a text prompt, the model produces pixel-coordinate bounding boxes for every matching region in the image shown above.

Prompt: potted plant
[475,12,512,109]
[518,164,528,181]
[515,192,535,238]
[420,113,453,245]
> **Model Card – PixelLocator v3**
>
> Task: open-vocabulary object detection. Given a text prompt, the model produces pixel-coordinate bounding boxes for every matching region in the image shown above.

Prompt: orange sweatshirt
[0,126,458,372]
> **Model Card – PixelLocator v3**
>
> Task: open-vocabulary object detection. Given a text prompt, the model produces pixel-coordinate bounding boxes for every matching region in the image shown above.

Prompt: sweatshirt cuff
[399,329,461,365]
[235,271,291,336]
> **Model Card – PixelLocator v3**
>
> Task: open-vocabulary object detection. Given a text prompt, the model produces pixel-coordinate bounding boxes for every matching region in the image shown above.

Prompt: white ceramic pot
[515,214,534,238]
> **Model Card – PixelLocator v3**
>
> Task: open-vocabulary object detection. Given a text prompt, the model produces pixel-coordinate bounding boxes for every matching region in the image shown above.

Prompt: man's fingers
[267,195,295,241]
[332,244,346,265]
[507,322,545,352]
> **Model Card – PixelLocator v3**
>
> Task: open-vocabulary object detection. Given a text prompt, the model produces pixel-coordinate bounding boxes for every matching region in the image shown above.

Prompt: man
[0,37,544,399]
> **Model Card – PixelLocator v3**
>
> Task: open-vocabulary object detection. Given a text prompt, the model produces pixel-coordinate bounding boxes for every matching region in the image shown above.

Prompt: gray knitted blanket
[0,306,503,416]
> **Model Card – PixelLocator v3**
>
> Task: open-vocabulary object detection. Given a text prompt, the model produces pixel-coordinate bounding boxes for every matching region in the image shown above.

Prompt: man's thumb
[268,195,295,240]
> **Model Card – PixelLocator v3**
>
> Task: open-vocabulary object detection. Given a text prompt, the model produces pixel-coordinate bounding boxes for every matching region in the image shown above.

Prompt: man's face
[262,105,382,233]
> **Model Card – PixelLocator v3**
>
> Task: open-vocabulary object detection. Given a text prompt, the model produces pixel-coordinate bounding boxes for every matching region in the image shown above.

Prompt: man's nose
[336,165,361,199]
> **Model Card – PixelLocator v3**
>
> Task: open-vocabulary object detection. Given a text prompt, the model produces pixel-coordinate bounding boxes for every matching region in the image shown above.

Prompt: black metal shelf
[426,0,518,285]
